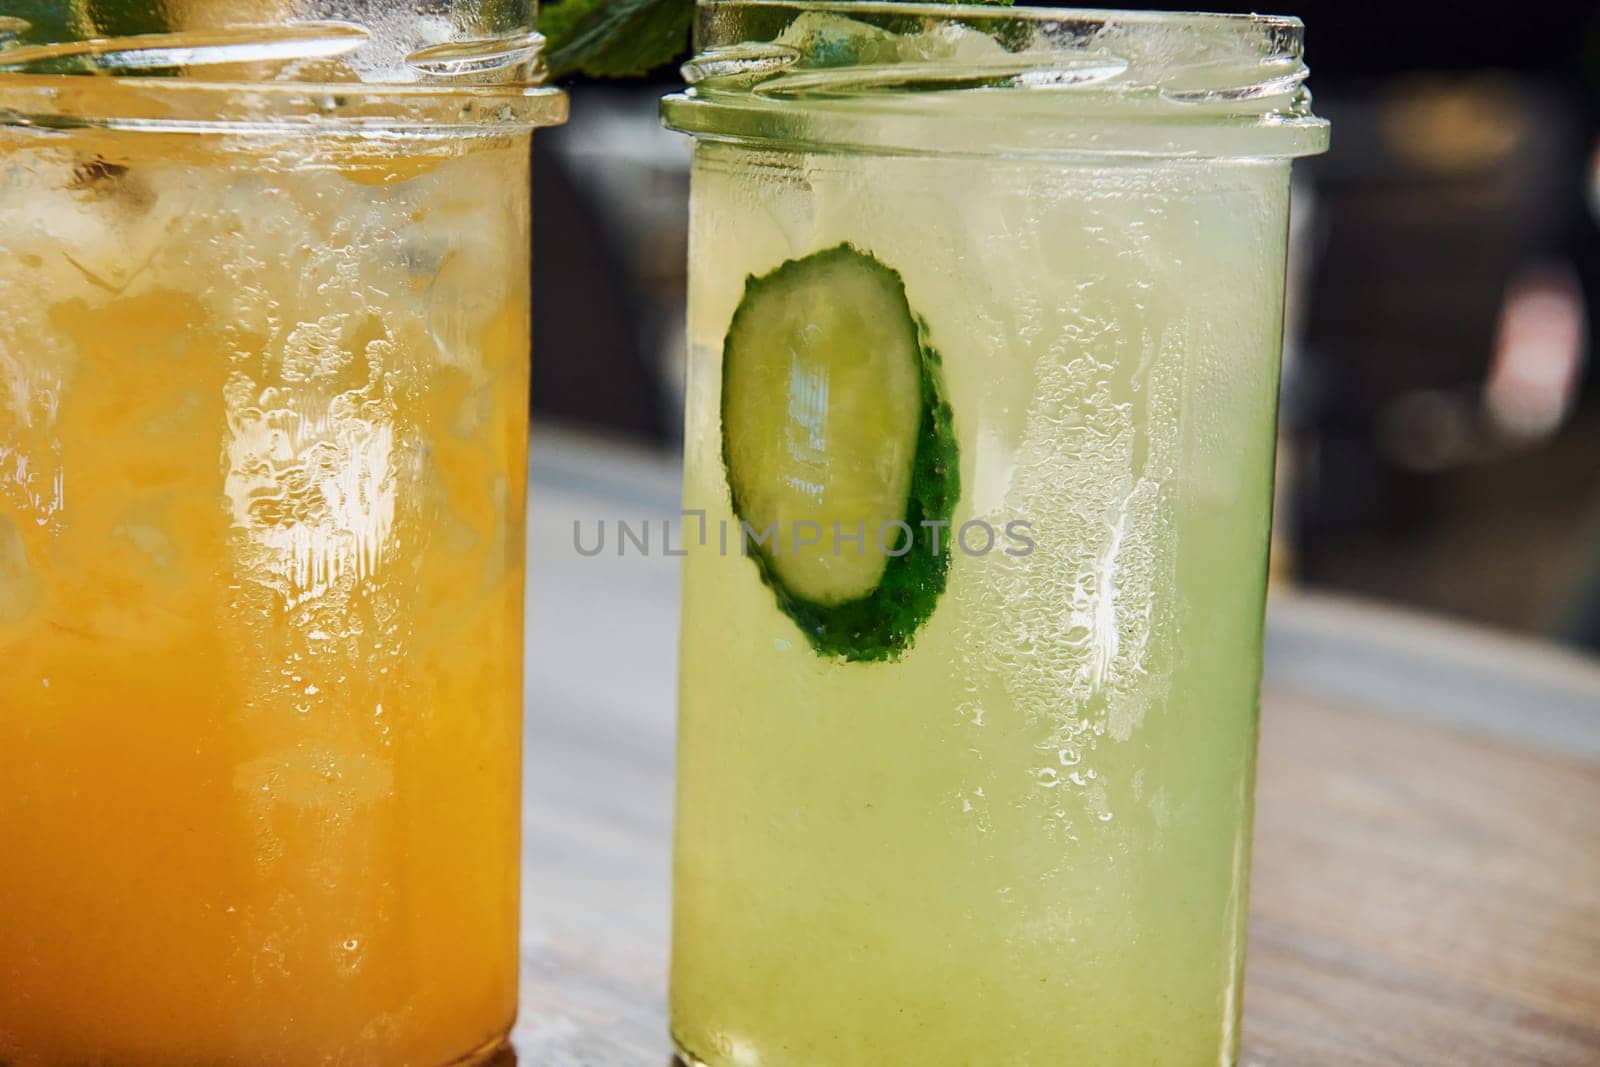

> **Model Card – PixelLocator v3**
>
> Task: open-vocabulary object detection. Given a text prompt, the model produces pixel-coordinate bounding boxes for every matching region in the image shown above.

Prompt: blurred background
[527,0,1600,655]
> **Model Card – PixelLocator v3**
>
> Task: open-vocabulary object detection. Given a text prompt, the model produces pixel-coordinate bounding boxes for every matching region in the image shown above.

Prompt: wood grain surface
[1242,694,1600,1065]
[511,434,1600,1066]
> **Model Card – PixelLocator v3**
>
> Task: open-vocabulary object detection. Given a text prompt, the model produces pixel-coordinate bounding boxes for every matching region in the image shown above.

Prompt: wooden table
[513,430,1600,1066]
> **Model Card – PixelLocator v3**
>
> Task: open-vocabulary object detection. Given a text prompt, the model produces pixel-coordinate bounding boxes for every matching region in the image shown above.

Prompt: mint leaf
[541,0,692,79]
[6,1,90,45]
[4,2,163,73]
[84,0,171,37]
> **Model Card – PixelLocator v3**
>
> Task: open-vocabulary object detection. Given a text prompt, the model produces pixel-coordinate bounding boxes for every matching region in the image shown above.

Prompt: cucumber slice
[721,243,960,663]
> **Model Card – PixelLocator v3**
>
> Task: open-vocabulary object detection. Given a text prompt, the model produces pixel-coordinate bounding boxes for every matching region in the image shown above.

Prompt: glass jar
[0,4,563,1064]
[663,3,1327,1064]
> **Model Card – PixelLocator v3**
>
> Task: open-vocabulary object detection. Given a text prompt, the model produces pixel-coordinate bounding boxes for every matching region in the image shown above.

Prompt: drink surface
[674,138,1290,1064]
[0,127,530,1065]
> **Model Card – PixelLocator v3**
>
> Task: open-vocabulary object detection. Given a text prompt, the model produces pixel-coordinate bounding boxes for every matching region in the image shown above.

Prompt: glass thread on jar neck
[0,0,564,132]
[663,1,1328,160]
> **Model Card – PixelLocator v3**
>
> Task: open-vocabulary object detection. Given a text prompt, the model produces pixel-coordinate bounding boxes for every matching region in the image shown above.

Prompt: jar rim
[0,18,565,131]
[663,0,1328,159]
[0,77,567,134]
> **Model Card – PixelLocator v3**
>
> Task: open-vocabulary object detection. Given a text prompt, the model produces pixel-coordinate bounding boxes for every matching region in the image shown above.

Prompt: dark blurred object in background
[531,88,686,444]
[527,1,1600,652]
[1291,74,1598,640]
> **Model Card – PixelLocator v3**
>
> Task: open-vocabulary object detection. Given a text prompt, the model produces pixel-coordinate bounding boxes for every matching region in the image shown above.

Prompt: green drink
[663,4,1327,1063]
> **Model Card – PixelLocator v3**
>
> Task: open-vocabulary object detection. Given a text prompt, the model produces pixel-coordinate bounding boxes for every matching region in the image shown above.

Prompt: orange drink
[0,11,563,1065]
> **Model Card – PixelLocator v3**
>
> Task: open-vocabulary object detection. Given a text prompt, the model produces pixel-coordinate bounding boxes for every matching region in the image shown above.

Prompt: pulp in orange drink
[0,128,530,1066]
